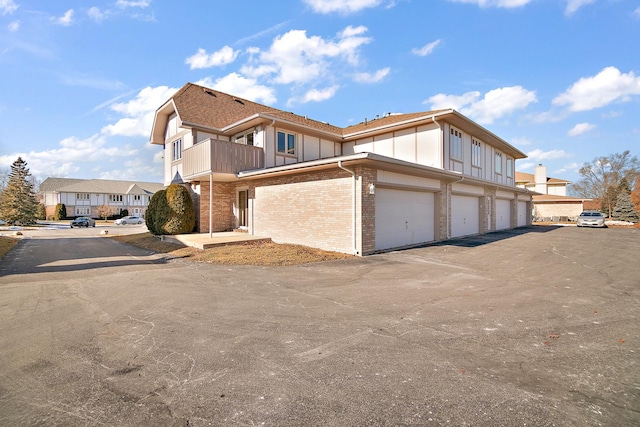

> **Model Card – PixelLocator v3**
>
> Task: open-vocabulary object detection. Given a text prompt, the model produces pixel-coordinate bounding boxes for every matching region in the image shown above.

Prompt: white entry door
[496,199,511,230]
[375,188,435,251]
[451,195,480,238]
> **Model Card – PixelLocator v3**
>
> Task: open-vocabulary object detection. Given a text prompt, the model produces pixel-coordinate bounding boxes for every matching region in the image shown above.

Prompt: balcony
[182,138,264,180]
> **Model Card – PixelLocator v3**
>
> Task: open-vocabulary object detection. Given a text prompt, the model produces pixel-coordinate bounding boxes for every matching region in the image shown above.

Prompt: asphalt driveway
[0,226,638,426]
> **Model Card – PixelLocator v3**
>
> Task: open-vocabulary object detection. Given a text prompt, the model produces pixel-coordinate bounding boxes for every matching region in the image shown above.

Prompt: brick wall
[251,169,354,254]
[534,202,583,221]
[198,181,235,232]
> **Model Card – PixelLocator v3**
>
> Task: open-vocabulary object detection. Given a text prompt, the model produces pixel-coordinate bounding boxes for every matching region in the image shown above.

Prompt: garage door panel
[451,195,479,238]
[375,188,435,251]
[496,199,511,230]
[517,201,528,227]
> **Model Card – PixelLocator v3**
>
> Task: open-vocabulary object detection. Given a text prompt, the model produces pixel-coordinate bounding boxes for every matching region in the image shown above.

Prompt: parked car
[70,217,96,228]
[576,211,606,228]
[115,215,143,225]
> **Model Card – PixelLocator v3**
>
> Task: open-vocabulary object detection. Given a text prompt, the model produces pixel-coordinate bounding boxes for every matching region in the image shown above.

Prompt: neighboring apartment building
[39,178,164,219]
[150,83,534,255]
[516,164,588,221]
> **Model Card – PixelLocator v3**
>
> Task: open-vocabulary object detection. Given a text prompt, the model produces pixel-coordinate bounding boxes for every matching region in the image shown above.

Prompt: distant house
[148,83,535,256]
[516,164,589,221]
[39,178,164,219]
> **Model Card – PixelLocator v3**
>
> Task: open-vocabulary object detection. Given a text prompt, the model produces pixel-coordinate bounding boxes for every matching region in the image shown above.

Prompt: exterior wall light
[368,183,376,195]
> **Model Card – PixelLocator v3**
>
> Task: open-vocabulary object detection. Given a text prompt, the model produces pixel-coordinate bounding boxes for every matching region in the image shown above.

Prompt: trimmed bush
[145,185,195,235]
[54,203,66,220]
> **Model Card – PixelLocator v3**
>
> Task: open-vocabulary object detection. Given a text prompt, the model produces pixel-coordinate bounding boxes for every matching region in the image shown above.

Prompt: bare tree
[571,151,639,217]
[96,204,116,221]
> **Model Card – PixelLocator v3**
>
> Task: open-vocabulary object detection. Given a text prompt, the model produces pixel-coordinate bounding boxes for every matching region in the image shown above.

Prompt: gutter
[338,160,359,256]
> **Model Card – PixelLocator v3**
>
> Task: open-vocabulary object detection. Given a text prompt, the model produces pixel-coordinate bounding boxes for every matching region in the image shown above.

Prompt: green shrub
[145,185,195,235]
[120,209,129,217]
[54,203,66,220]
[37,203,46,220]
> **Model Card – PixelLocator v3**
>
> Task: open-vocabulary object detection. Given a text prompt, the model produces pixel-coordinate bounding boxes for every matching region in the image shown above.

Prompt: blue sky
[1,0,639,187]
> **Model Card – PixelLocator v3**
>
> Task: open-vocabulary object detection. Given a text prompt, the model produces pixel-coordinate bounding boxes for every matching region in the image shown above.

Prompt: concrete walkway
[160,231,271,249]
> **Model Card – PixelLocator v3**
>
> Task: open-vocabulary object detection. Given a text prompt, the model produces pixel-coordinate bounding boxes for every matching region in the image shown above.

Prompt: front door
[238,190,248,227]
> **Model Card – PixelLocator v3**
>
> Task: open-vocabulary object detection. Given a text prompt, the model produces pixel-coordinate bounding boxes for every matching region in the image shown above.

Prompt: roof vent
[234,98,245,105]
[203,88,216,97]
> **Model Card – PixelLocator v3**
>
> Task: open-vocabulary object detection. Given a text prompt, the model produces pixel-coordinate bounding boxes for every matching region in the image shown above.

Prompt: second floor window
[450,128,463,161]
[506,157,513,178]
[172,139,182,161]
[495,152,503,174]
[235,132,255,146]
[134,195,142,201]
[277,131,296,155]
[76,193,90,200]
[472,139,482,167]
[109,194,123,202]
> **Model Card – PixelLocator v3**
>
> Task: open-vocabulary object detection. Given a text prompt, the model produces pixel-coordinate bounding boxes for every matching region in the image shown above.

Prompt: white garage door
[496,199,511,230]
[451,195,480,238]
[517,201,528,227]
[375,188,435,251]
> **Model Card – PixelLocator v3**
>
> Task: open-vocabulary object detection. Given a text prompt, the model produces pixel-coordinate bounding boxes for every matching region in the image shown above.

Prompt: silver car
[576,211,606,228]
[114,215,143,225]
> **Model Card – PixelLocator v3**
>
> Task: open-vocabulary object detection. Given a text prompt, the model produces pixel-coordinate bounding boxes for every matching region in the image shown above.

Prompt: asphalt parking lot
[0,226,638,426]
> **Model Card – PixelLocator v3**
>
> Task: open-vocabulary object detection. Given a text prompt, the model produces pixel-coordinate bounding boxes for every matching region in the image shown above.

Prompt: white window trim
[472,138,482,167]
[277,130,296,156]
[495,152,503,174]
[235,130,255,146]
[172,138,183,161]
[450,127,463,161]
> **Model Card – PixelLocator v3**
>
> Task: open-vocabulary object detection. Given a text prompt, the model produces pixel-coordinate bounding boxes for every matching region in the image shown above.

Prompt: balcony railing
[182,138,264,179]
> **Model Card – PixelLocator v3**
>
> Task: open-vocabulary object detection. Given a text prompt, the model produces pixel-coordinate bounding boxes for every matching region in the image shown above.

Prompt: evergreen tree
[0,157,39,225]
[611,178,639,223]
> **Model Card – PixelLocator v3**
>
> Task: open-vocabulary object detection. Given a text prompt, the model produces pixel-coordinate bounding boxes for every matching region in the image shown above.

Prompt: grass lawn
[0,236,18,259]
[110,232,353,266]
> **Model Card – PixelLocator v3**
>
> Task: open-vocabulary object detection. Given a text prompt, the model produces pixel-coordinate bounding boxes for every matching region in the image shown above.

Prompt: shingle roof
[515,171,571,185]
[40,178,164,195]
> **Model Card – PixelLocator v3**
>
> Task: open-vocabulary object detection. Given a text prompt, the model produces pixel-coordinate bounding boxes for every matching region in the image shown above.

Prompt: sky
[1,0,639,188]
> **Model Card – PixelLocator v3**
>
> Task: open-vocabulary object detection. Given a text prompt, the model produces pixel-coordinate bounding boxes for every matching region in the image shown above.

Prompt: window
[172,138,182,161]
[75,207,90,216]
[76,193,90,200]
[472,139,482,167]
[450,128,463,161]
[495,152,503,174]
[277,131,296,155]
[506,157,513,178]
[235,131,255,146]
[134,195,142,201]
[109,194,123,202]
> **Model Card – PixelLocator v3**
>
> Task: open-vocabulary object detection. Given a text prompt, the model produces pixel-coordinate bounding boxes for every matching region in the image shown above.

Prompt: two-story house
[40,178,164,219]
[150,83,534,255]
[516,164,588,221]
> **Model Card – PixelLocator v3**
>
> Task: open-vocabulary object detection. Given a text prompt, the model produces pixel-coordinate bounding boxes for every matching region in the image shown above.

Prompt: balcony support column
[209,173,213,238]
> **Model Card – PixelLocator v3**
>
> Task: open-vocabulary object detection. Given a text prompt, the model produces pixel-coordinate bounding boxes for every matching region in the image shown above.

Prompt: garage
[517,201,528,227]
[451,195,480,238]
[375,188,435,251]
[496,199,512,230]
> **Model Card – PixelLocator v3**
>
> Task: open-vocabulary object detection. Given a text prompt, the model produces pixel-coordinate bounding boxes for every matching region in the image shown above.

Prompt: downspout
[338,161,358,255]
[209,173,213,238]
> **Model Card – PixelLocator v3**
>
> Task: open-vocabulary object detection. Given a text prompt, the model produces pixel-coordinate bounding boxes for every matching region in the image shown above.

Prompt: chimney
[534,164,548,194]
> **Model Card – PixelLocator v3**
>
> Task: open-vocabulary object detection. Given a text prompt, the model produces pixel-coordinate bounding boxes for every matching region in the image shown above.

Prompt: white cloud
[567,122,596,137]
[197,73,277,105]
[426,86,537,124]
[526,148,572,162]
[88,7,109,22]
[0,0,18,15]
[511,137,533,146]
[186,46,239,70]
[116,0,151,8]
[292,85,340,105]
[353,67,390,83]
[552,66,640,112]
[303,0,383,14]
[52,9,74,26]
[102,86,178,137]
[240,26,372,85]
[0,134,138,178]
[7,20,19,31]
[565,0,595,16]
[554,162,580,175]
[412,39,441,57]
[447,0,533,8]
